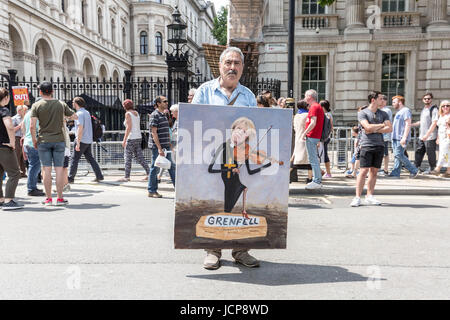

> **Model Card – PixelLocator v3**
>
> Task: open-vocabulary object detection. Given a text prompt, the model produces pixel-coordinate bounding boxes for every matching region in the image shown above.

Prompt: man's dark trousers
[68,142,104,181]
[414,139,437,170]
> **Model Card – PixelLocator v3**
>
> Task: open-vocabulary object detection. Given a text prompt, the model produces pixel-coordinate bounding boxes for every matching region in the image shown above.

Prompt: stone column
[427,0,450,31]
[344,0,368,34]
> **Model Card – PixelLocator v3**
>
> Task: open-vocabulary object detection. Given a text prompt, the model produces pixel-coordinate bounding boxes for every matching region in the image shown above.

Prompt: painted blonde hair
[231,117,256,141]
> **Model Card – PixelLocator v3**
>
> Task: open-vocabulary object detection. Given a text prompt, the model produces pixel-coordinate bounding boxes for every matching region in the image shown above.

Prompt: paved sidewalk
[71,168,450,196]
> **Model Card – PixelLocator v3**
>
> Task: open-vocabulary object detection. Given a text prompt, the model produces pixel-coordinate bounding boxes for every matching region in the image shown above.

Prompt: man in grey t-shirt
[351,91,392,208]
[412,92,438,172]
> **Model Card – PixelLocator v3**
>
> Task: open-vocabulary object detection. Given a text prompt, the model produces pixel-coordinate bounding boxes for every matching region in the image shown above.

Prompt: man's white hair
[219,47,245,64]
[170,104,179,112]
[188,88,197,95]
[304,89,318,102]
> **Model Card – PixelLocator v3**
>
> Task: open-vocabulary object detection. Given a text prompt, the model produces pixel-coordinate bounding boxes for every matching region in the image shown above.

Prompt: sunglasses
[443,105,450,108]
[163,100,168,103]
[423,97,432,100]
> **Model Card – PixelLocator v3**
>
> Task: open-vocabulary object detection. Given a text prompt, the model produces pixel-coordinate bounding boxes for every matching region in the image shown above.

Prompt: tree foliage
[212,6,228,46]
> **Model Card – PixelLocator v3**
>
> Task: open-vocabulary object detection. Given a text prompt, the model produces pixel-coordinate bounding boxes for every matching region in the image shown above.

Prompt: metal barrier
[73,127,422,172]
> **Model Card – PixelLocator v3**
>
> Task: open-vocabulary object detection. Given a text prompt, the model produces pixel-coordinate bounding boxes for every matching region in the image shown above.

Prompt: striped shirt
[148,109,171,149]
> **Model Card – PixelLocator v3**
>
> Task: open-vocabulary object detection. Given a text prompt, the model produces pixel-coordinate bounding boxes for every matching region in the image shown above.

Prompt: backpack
[91,115,103,142]
[429,105,437,119]
[320,114,332,142]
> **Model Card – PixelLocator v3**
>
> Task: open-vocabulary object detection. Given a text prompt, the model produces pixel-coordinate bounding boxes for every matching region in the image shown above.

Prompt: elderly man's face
[219,51,244,86]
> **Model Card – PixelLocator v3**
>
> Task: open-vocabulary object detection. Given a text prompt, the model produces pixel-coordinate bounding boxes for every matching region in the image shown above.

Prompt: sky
[210,0,229,12]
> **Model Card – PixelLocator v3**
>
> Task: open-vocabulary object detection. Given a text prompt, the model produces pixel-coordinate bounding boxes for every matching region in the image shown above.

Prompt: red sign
[11,86,29,106]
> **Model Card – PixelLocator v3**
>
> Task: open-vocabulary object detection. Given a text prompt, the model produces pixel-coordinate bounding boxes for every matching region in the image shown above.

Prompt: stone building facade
[0,0,216,82]
[229,0,450,124]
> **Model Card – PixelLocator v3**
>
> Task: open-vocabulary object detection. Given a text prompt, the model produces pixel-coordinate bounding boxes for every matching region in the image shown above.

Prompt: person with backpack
[319,100,333,178]
[412,92,439,173]
[68,97,104,184]
[300,89,324,190]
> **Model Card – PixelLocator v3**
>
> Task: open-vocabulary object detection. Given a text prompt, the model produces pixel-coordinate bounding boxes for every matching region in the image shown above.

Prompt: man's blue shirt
[191,78,257,107]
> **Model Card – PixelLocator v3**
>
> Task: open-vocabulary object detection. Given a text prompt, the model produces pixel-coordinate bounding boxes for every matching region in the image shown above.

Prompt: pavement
[90,167,450,197]
[1,174,449,300]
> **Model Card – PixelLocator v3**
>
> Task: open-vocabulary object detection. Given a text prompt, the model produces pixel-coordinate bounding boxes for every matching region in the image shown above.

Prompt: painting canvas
[174,103,292,249]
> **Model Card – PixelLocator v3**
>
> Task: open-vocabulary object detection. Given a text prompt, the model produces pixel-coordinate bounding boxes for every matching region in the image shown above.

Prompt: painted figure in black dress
[208,117,284,218]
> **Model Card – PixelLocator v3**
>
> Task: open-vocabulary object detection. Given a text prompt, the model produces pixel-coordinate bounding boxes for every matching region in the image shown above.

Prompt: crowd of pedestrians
[0,54,449,216]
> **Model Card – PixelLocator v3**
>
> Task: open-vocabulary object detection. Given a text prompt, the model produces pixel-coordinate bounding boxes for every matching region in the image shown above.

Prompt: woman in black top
[0,88,22,210]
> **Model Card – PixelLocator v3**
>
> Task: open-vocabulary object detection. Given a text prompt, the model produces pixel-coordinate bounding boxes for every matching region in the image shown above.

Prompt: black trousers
[69,142,104,180]
[414,139,436,170]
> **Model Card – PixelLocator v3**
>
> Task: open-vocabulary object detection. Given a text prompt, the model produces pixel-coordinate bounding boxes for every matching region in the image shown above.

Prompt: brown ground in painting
[174,200,287,249]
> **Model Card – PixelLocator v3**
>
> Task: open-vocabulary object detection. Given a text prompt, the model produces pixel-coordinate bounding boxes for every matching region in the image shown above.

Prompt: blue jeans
[390,139,418,176]
[305,137,321,184]
[147,147,175,193]
[24,145,41,192]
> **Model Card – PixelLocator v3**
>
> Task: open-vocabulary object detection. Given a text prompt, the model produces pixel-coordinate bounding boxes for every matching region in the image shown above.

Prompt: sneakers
[410,171,420,179]
[28,189,45,196]
[203,253,221,270]
[43,198,53,206]
[322,173,332,178]
[233,251,260,268]
[350,197,361,207]
[364,195,382,206]
[118,177,130,182]
[56,198,68,206]
[345,170,353,177]
[2,200,22,210]
[305,181,323,190]
[92,177,104,183]
[378,170,388,176]
[386,175,400,179]
[148,192,163,198]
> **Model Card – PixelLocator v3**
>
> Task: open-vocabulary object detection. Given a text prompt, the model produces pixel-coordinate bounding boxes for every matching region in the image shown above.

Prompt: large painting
[174,103,292,249]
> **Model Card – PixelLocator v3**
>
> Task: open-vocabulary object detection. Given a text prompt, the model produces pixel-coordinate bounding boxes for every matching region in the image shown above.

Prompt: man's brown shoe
[148,192,162,198]
[203,253,220,270]
[233,251,260,268]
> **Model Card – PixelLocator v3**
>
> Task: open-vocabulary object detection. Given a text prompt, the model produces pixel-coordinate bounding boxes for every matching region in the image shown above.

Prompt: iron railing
[0,70,281,131]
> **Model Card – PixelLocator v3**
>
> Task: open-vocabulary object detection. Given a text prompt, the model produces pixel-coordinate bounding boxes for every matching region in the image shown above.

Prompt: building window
[301,0,325,15]
[301,55,327,101]
[98,8,103,36]
[122,27,127,51]
[382,0,406,12]
[381,53,406,101]
[61,0,66,13]
[155,32,163,55]
[81,1,87,25]
[111,19,116,44]
[140,31,148,55]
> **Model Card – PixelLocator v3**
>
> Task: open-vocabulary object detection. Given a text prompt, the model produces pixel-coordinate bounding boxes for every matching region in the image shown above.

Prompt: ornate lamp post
[166,6,190,106]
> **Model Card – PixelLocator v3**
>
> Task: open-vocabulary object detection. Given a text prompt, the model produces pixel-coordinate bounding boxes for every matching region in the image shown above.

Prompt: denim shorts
[38,142,66,167]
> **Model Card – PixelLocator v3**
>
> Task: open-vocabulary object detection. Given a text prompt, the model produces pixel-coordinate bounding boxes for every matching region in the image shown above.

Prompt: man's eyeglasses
[423,97,432,100]
[163,100,168,103]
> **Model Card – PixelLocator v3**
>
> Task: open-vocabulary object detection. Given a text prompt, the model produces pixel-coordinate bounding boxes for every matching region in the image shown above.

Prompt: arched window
[97,8,103,36]
[111,19,116,44]
[155,32,163,55]
[140,31,148,55]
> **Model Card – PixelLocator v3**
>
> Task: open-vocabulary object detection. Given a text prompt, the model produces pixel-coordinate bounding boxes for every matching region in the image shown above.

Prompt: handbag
[141,132,148,150]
